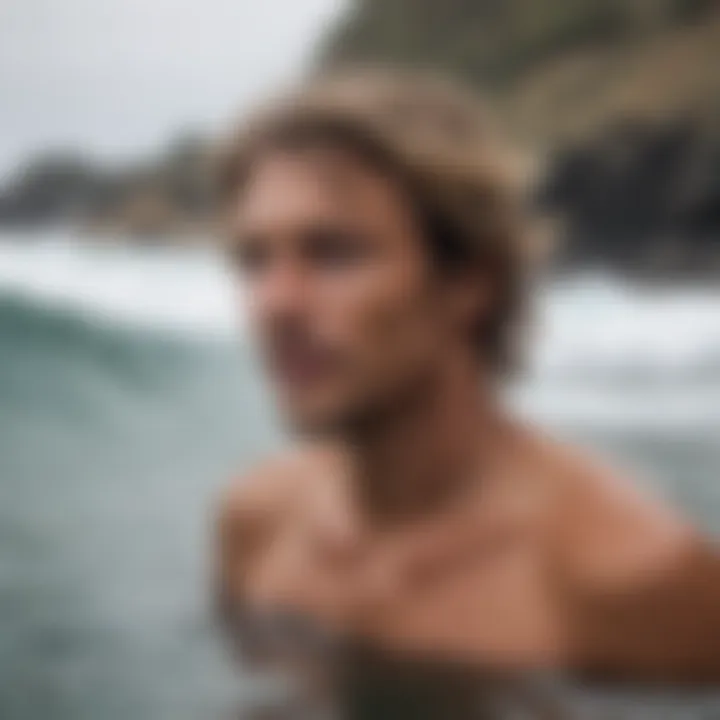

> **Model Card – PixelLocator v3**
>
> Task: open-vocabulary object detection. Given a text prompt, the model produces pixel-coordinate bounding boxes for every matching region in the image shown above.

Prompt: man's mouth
[268,340,338,387]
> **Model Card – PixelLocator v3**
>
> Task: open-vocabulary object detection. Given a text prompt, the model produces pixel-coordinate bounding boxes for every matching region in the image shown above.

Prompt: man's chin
[280,384,416,439]
[282,401,365,439]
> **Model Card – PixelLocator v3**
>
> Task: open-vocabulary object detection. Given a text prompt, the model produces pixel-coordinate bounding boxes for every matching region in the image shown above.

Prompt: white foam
[514,382,720,431]
[0,230,239,336]
[1,233,720,381]
[533,274,720,379]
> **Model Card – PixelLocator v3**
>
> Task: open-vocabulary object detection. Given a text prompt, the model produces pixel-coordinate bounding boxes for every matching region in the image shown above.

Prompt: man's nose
[256,261,311,319]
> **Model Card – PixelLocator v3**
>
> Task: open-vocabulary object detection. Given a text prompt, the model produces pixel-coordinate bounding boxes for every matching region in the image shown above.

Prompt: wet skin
[219,146,720,717]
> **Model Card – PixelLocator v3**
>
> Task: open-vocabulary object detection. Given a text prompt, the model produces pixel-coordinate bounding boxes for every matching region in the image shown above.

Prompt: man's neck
[346,360,502,528]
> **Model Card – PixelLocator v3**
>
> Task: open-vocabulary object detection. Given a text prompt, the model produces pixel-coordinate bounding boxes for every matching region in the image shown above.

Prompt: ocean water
[0,232,719,719]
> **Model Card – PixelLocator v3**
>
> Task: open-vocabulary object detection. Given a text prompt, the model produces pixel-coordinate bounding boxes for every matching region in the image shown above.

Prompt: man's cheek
[366,298,423,351]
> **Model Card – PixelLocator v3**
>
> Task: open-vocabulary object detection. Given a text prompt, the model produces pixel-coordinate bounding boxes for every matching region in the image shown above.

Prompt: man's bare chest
[241,518,565,669]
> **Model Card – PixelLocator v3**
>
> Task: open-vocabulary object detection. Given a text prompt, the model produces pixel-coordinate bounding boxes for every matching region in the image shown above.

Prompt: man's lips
[268,342,339,386]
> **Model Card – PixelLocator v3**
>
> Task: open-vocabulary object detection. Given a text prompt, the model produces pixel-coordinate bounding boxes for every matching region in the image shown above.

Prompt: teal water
[0,238,719,719]
[0,293,279,720]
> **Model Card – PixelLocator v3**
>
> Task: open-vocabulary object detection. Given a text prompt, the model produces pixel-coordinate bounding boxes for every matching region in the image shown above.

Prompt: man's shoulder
[217,444,336,551]
[214,447,333,621]
[533,434,696,592]
[531,434,720,680]
[220,451,305,521]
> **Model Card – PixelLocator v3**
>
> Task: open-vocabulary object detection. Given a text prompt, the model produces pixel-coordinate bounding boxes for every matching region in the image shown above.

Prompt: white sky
[0,0,346,176]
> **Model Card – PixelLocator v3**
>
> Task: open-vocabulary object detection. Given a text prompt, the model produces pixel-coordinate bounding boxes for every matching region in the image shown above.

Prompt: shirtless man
[215,70,720,717]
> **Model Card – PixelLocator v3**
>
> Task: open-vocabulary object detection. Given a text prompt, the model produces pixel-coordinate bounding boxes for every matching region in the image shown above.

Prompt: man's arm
[567,530,720,682]
[214,459,302,659]
[554,454,720,682]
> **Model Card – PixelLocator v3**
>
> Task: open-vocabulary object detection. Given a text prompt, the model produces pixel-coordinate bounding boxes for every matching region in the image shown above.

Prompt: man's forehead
[235,146,408,225]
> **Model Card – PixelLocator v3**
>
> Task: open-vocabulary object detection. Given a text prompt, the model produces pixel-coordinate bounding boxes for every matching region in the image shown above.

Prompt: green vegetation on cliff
[319,0,720,272]
[322,0,720,144]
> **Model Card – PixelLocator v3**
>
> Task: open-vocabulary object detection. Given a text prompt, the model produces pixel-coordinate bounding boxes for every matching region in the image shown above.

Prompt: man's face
[228,145,478,434]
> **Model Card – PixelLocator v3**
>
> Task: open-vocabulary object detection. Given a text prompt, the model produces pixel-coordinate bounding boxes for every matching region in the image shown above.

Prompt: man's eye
[303,229,368,267]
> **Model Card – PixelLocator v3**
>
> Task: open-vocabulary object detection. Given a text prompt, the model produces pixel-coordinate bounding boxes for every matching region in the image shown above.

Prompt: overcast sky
[0,0,345,177]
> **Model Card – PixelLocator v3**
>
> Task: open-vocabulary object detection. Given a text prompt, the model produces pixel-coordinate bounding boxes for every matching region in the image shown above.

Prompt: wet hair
[217,68,532,376]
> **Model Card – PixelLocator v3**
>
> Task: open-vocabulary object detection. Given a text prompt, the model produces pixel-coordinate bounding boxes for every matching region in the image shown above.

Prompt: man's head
[219,69,529,435]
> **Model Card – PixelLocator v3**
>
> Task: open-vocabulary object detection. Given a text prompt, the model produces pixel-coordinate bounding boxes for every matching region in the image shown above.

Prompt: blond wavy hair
[217,68,532,376]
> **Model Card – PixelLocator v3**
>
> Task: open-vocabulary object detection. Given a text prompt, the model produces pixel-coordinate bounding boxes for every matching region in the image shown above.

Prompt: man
[215,70,720,717]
